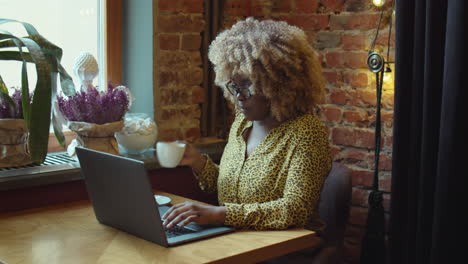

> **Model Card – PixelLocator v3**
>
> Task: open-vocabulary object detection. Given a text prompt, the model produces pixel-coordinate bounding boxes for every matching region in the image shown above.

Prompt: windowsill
[47,130,76,153]
[0,137,226,192]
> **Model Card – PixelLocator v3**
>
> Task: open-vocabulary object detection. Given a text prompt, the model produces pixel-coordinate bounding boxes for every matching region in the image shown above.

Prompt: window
[0,0,104,91]
[1,0,123,151]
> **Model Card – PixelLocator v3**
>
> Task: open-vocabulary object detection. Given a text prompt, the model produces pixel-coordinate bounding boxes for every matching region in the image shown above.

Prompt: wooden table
[0,192,320,264]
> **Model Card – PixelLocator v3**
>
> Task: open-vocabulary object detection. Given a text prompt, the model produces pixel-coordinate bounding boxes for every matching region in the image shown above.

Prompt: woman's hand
[177,141,206,173]
[162,202,226,229]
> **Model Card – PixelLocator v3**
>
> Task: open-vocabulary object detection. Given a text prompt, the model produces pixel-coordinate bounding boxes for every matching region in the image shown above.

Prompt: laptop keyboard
[164,225,196,238]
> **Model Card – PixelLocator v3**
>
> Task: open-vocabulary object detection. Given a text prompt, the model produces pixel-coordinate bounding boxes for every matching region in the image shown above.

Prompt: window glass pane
[0,0,101,92]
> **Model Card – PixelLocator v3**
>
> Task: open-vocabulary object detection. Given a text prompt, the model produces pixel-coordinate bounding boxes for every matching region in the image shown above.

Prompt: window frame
[105,0,122,85]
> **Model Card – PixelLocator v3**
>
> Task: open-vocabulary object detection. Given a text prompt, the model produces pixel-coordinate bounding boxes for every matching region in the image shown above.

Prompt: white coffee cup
[156,141,186,168]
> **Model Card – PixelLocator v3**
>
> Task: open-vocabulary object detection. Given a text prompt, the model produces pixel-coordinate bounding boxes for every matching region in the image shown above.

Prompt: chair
[260,162,352,264]
[311,162,352,264]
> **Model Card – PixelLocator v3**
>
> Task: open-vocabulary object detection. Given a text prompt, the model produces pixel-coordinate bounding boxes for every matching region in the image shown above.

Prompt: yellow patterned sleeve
[193,155,219,193]
[193,111,244,194]
[223,135,331,230]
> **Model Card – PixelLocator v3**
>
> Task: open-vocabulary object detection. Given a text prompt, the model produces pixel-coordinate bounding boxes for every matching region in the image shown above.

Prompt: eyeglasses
[226,79,252,99]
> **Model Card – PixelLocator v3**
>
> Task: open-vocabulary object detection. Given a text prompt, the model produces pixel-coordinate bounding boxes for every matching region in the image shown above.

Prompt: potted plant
[0,88,32,167]
[57,82,130,156]
[0,18,76,167]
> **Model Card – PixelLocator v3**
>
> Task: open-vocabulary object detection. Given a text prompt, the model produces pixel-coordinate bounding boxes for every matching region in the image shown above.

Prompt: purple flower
[56,83,130,124]
[0,88,32,119]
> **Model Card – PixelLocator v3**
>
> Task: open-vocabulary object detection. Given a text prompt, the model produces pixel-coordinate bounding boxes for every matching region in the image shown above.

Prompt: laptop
[75,147,235,247]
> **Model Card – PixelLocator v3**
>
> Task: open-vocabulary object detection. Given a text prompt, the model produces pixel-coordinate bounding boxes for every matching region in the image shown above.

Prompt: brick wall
[154,0,394,263]
[155,0,206,142]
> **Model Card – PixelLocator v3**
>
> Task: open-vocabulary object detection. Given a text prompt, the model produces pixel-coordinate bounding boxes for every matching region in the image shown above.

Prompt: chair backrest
[319,162,352,247]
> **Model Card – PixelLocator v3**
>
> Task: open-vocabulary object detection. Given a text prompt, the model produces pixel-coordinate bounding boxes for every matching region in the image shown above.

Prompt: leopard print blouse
[195,112,331,231]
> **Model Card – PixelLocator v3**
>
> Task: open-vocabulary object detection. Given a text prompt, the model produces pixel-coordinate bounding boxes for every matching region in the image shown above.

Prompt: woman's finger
[161,202,185,220]
[178,214,199,228]
[163,203,191,226]
[166,209,197,229]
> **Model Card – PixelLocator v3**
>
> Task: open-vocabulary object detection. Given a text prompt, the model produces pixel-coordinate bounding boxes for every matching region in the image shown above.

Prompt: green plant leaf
[49,71,65,148]
[23,32,73,96]
[0,18,40,36]
[1,21,75,96]
[58,64,75,96]
[0,49,33,122]
[0,33,31,118]
[0,39,16,48]
[52,110,65,147]
[0,74,16,111]
[21,59,30,122]
[0,50,32,61]
[10,37,31,126]
[0,75,8,93]
[18,37,52,163]
[0,32,32,128]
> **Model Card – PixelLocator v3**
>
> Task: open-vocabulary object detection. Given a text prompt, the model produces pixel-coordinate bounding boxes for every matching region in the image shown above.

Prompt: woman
[163,18,331,232]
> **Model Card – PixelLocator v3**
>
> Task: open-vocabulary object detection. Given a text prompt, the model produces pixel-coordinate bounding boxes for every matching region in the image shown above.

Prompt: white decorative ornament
[73,52,99,90]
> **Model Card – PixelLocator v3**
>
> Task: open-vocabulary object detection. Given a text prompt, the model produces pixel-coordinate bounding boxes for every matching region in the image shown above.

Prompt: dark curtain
[390,0,467,263]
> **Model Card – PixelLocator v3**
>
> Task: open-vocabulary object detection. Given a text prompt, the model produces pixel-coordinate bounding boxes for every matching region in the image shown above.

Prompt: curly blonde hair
[208,18,325,122]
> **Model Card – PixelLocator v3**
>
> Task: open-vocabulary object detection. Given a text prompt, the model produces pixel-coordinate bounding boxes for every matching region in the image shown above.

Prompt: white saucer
[154,195,172,206]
